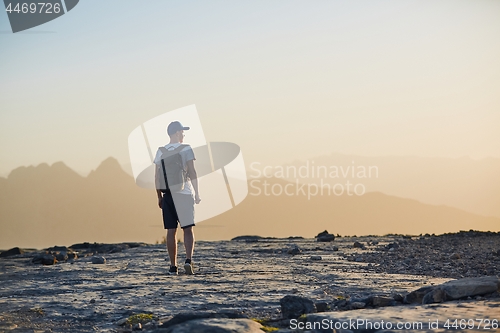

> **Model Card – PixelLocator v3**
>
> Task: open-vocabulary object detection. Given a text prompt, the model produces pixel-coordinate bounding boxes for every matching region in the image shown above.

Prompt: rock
[422,288,446,304]
[332,246,339,251]
[385,242,399,250]
[230,251,239,255]
[440,276,500,300]
[405,276,500,304]
[67,252,78,260]
[160,318,263,333]
[91,256,106,264]
[315,302,330,312]
[231,236,263,242]
[46,246,69,252]
[287,246,301,255]
[0,247,24,257]
[372,296,394,307]
[32,253,56,265]
[404,286,435,304]
[349,302,366,309]
[55,252,69,262]
[392,293,404,302]
[310,255,322,260]
[69,242,146,254]
[90,299,96,304]
[450,253,461,260]
[316,230,335,242]
[280,295,316,319]
[353,241,365,249]
[159,311,248,329]
[133,323,142,330]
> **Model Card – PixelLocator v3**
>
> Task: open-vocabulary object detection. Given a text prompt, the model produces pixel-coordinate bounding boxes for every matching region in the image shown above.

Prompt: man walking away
[154,121,201,275]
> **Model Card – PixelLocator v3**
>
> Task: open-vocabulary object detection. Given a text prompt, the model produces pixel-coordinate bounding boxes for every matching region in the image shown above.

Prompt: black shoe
[184,259,194,275]
[168,265,178,275]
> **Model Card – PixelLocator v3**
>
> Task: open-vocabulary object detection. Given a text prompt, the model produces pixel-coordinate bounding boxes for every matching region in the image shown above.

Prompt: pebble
[353,241,365,249]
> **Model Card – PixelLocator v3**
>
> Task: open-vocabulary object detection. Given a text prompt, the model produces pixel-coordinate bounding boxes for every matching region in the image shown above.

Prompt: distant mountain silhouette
[197,177,500,240]
[268,153,500,218]
[0,158,159,249]
[0,158,499,249]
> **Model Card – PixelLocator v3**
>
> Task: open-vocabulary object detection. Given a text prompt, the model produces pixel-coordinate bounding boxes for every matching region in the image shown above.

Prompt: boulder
[314,302,330,312]
[404,286,435,304]
[405,276,500,304]
[231,236,263,242]
[422,288,446,304]
[440,276,499,300]
[45,246,69,252]
[372,296,395,307]
[159,318,263,333]
[159,311,247,329]
[350,302,366,309]
[280,295,316,319]
[0,247,23,258]
[32,253,56,265]
[69,242,146,254]
[55,252,69,262]
[316,230,335,242]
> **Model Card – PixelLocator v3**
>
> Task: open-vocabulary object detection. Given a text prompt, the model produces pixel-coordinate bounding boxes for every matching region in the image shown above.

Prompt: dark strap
[160,159,169,194]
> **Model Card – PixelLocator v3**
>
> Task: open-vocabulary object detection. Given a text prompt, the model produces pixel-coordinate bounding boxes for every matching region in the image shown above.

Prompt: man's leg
[166,228,177,267]
[183,226,195,260]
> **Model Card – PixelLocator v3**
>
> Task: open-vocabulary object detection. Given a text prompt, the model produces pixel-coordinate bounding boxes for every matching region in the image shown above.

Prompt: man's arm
[187,160,201,204]
[155,164,163,208]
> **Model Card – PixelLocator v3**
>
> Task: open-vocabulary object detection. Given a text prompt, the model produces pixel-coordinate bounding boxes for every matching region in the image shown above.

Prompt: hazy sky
[1,0,499,177]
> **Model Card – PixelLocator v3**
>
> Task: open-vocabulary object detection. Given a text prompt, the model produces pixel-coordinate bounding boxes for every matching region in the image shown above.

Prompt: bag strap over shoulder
[159,144,187,154]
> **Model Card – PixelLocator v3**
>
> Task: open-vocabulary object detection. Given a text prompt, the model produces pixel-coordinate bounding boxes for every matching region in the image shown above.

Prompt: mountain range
[0,158,498,249]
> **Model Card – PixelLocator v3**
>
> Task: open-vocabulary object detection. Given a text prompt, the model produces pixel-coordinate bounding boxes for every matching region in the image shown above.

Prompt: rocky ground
[0,230,499,332]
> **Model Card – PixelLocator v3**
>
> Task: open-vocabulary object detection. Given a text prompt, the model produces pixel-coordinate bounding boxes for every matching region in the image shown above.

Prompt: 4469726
[5,2,61,14]
[444,319,498,330]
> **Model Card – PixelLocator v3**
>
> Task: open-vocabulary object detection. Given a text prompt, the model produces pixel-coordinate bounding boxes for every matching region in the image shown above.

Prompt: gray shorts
[161,192,195,229]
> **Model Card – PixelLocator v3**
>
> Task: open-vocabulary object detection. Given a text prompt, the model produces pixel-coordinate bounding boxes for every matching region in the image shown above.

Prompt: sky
[1,0,499,177]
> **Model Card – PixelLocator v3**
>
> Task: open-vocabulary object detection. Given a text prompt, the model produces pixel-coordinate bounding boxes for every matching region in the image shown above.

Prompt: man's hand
[158,196,163,209]
[194,194,201,204]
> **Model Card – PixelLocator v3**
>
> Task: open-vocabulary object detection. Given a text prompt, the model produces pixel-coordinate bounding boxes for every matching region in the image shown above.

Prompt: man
[154,121,201,275]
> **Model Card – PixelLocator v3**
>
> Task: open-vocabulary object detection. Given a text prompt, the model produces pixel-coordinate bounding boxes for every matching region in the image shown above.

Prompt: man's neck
[169,140,180,144]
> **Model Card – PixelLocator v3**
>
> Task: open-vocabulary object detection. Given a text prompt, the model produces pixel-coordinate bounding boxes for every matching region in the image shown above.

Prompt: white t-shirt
[153,143,195,196]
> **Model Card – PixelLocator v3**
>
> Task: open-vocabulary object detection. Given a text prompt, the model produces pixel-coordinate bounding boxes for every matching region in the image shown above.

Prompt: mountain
[196,177,500,240]
[259,153,500,218]
[0,158,160,249]
[0,159,499,249]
